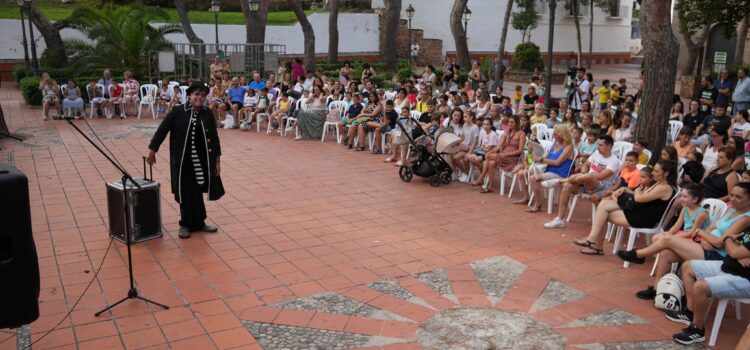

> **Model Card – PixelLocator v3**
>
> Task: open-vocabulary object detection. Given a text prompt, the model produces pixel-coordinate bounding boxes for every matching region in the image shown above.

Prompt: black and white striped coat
[148,103,224,203]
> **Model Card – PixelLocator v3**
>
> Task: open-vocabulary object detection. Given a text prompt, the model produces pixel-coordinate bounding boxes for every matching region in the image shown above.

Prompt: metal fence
[149,43,286,81]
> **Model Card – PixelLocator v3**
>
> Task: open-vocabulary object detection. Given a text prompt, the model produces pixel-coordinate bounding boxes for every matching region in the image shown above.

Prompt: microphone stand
[0,130,24,151]
[64,119,168,316]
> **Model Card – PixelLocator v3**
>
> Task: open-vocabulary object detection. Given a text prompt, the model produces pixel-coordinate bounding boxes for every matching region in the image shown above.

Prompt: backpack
[655,272,684,311]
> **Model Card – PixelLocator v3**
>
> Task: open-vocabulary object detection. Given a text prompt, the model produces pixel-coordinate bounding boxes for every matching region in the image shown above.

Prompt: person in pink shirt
[122,71,140,116]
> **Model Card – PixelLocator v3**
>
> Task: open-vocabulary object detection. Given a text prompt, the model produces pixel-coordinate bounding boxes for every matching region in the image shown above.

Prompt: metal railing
[149,43,286,81]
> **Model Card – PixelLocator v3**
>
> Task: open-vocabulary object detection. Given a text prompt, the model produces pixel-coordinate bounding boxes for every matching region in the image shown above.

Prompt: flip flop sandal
[480,188,494,194]
[513,198,529,204]
[525,205,542,213]
[580,247,604,255]
[572,238,595,248]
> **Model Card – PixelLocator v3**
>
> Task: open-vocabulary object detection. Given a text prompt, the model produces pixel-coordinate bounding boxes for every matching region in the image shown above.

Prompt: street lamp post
[248,0,259,12]
[16,0,29,68]
[544,0,557,114]
[406,4,414,64]
[24,0,38,75]
[210,0,220,45]
[462,6,471,33]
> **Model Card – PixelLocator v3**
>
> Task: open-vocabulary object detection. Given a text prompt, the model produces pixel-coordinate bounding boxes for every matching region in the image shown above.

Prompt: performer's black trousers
[178,163,207,231]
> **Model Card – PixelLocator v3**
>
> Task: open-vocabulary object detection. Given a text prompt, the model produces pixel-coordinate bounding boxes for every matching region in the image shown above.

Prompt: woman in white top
[731,109,750,141]
[467,118,499,182]
[702,128,727,171]
[39,72,60,120]
[393,89,410,110]
[613,114,633,142]
[454,110,479,181]
[472,92,491,121]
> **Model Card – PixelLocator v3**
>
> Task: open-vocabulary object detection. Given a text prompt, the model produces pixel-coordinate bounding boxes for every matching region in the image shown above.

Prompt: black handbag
[617,192,636,211]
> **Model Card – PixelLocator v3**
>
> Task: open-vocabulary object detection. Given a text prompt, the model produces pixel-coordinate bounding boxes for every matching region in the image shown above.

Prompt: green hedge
[511,42,544,72]
[20,77,42,106]
[13,65,31,84]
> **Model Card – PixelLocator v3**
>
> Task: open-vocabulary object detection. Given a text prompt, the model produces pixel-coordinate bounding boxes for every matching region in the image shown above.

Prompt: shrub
[397,66,413,83]
[13,65,31,84]
[511,42,544,72]
[20,76,42,106]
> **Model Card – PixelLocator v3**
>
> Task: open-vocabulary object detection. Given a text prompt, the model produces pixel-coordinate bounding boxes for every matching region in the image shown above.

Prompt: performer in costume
[146,83,225,239]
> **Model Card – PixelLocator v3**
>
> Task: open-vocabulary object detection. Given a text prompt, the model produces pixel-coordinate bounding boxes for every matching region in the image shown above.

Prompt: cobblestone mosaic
[470,256,526,304]
[416,268,457,303]
[417,307,565,350]
[562,308,648,328]
[242,321,373,350]
[529,279,587,313]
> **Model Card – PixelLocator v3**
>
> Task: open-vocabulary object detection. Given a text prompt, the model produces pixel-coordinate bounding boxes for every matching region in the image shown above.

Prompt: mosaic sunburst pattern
[240,255,707,349]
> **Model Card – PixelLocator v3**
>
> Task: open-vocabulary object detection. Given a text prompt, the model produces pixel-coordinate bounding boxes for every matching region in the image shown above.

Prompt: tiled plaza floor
[0,68,746,349]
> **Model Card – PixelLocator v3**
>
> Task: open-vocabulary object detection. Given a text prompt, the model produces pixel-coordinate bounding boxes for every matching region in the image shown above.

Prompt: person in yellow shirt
[610,83,620,106]
[529,102,547,125]
[633,138,651,165]
[595,79,611,111]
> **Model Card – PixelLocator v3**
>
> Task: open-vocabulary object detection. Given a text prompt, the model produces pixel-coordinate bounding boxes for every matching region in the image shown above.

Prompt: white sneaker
[543,217,566,229]
[541,179,561,189]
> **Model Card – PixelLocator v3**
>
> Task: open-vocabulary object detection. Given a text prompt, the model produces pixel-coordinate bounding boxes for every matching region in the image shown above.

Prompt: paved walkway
[0,71,743,349]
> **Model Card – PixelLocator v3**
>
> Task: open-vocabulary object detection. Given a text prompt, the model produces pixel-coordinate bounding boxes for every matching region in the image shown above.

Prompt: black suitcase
[0,164,40,328]
[106,159,162,243]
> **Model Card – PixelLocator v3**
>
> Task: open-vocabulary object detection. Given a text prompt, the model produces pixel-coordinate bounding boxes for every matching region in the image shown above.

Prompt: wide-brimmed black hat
[186,82,210,96]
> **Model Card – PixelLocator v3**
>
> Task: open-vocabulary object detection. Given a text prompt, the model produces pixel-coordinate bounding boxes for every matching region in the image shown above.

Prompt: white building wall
[378,0,636,54]
[0,2,637,61]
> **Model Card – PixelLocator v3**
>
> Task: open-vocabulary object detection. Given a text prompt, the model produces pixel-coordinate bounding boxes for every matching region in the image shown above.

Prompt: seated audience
[572,160,676,255]
[544,135,620,229]
[474,114,526,193]
[702,146,740,201]
[673,127,697,159]
[62,80,85,118]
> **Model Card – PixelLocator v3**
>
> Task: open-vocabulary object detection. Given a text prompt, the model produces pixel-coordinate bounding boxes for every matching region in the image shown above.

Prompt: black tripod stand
[64,118,168,316]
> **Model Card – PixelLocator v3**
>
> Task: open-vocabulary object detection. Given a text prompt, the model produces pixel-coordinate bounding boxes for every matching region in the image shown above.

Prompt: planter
[506,71,567,85]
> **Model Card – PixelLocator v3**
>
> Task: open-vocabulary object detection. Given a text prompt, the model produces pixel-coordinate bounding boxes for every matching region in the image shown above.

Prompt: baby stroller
[396,118,458,187]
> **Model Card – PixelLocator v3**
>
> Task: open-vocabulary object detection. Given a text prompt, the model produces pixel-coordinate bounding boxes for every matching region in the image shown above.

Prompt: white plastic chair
[649,198,728,276]
[499,152,525,197]
[384,90,396,101]
[542,129,554,141]
[705,297,750,347]
[137,84,158,120]
[86,83,107,119]
[614,189,680,268]
[612,141,634,161]
[531,123,548,141]
[322,101,347,143]
[410,110,422,121]
[541,148,577,215]
[668,120,683,143]
[179,86,188,104]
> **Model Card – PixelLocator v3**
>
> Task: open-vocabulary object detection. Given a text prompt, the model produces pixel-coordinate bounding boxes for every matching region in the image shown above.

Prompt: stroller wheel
[399,166,413,182]
[440,171,452,184]
[430,175,441,187]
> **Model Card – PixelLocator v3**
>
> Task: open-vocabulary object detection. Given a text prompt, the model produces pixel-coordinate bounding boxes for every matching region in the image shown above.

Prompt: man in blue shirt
[733,68,750,113]
[248,72,266,92]
[713,69,733,107]
[227,77,247,128]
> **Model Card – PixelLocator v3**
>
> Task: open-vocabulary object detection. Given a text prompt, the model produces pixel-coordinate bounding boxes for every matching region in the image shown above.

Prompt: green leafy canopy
[56,5,182,79]
[676,0,750,37]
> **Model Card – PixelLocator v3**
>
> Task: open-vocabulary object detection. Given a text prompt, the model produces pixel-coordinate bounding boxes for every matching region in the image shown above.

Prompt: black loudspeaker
[0,164,40,329]
[106,178,162,243]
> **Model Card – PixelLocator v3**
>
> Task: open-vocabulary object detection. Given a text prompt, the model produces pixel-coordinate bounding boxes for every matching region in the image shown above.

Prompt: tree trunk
[328,0,339,64]
[382,0,402,68]
[588,0,593,68]
[735,12,750,66]
[27,4,67,68]
[175,0,204,46]
[450,0,470,70]
[288,0,315,72]
[636,0,679,164]
[673,6,709,76]
[241,0,270,45]
[496,0,514,83]
[572,0,582,67]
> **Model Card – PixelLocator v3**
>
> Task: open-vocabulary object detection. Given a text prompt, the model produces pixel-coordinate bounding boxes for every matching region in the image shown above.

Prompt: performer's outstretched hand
[146,150,156,166]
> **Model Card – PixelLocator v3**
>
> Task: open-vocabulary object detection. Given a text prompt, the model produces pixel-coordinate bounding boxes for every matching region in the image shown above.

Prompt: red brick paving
[0,73,746,350]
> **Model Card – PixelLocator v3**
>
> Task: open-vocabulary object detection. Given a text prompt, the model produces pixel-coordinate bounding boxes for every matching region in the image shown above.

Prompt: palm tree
[382,0,402,68]
[58,5,182,79]
[328,0,340,64]
[450,0,470,70]
[288,0,315,72]
[496,0,514,83]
